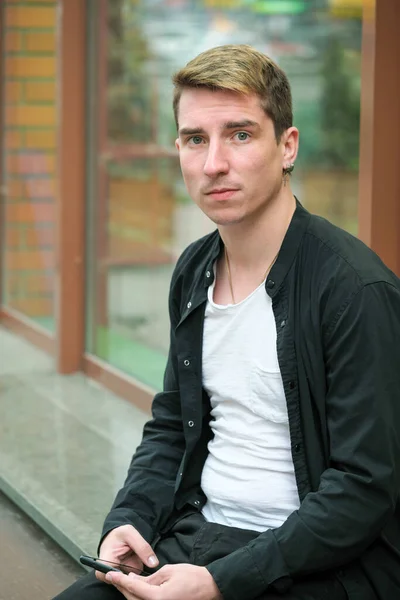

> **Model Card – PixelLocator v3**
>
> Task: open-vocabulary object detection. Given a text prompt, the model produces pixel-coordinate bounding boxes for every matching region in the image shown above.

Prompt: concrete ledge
[0,326,150,565]
[0,476,86,564]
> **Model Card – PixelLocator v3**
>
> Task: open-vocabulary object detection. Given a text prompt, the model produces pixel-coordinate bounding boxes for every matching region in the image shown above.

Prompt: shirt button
[194,500,200,506]
[179,472,183,477]
[294,443,301,453]
[289,380,296,390]
[184,359,190,367]
[266,279,275,289]
[280,320,286,327]
[206,271,211,278]
[187,301,192,309]
[188,420,195,427]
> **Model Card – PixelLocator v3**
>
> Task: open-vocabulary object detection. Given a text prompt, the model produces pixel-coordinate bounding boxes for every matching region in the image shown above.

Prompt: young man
[55,45,400,600]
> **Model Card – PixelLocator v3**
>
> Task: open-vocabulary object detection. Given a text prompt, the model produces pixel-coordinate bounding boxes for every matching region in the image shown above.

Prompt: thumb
[125,528,159,568]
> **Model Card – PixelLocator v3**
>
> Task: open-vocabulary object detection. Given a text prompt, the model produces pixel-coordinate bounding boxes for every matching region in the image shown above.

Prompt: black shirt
[102,201,400,600]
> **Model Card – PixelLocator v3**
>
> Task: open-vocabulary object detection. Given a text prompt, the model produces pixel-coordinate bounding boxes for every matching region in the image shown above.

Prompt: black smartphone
[79,555,146,576]
[80,555,122,574]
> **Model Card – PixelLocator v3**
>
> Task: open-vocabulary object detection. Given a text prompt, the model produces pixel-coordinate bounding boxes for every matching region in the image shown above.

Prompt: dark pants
[54,511,347,600]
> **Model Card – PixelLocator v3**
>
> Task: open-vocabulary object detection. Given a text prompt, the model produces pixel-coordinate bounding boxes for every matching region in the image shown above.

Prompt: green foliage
[319,37,360,170]
[107,0,151,142]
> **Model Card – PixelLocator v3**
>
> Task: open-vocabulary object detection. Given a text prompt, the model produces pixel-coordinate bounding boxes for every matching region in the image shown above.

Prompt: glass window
[0,0,57,331]
[86,0,362,389]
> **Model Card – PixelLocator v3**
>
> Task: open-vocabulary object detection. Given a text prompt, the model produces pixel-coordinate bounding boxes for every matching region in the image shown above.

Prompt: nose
[203,141,229,178]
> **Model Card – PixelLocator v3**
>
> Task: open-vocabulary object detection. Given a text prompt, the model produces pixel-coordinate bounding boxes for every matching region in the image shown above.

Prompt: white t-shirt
[201,277,300,531]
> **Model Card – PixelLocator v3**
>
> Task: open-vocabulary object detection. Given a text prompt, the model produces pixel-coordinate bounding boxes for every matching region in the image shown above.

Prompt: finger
[95,570,110,584]
[100,525,156,570]
[112,580,142,600]
[105,571,128,588]
[99,545,138,566]
[123,529,159,569]
[106,572,159,600]
[98,553,143,575]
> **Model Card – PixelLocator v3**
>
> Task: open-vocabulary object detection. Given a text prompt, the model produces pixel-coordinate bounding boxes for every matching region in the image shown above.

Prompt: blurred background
[1,0,365,390]
[1,0,399,594]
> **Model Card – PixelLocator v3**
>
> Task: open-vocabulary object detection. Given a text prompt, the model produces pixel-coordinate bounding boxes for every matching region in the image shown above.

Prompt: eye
[189,135,203,145]
[235,131,250,142]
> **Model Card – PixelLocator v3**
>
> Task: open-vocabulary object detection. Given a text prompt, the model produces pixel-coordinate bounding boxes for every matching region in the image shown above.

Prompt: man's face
[175,87,295,227]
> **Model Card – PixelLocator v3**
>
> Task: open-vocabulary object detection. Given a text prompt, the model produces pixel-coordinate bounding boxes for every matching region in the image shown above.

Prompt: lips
[205,188,239,201]
[207,188,236,196]
[206,188,238,195]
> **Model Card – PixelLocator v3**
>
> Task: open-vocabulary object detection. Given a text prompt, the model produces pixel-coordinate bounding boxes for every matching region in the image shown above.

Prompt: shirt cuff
[206,530,292,600]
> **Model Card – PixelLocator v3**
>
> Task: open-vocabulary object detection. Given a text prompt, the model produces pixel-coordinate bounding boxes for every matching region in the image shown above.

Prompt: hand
[105,563,223,600]
[96,524,159,584]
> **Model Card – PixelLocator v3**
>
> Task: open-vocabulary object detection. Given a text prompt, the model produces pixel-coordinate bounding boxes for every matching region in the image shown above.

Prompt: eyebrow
[179,119,259,136]
[224,119,259,130]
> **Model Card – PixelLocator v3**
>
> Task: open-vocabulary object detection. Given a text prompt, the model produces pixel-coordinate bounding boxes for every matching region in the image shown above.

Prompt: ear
[282,126,299,169]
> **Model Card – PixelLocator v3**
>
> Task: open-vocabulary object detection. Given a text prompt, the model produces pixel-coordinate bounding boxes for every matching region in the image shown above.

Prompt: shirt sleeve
[207,281,400,600]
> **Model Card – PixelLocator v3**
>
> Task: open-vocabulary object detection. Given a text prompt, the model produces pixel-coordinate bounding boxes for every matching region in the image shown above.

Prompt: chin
[207,213,246,227]
[198,203,244,226]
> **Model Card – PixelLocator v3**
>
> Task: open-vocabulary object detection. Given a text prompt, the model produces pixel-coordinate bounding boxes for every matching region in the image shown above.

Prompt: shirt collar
[181,198,311,325]
[264,198,311,298]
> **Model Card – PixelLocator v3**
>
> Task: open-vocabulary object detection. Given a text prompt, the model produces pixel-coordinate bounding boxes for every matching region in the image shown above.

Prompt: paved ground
[0,491,84,600]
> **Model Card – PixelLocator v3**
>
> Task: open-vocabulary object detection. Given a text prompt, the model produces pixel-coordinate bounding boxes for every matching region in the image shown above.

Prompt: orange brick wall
[2,0,57,323]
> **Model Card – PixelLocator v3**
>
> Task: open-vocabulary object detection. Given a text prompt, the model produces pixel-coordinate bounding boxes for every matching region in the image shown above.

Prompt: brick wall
[2,0,57,325]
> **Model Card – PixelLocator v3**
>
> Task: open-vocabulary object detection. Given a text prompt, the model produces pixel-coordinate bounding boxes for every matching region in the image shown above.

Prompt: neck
[219,190,296,272]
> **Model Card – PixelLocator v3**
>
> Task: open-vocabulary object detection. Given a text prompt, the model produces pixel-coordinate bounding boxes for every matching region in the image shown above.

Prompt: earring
[282,163,295,176]
[282,162,295,186]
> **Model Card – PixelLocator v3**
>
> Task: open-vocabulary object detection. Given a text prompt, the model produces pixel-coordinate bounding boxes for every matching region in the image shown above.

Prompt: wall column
[358,0,400,275]
[56,0,86,372]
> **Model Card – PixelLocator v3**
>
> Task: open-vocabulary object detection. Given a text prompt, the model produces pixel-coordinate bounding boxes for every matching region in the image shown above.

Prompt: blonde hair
[172,45,292,141]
